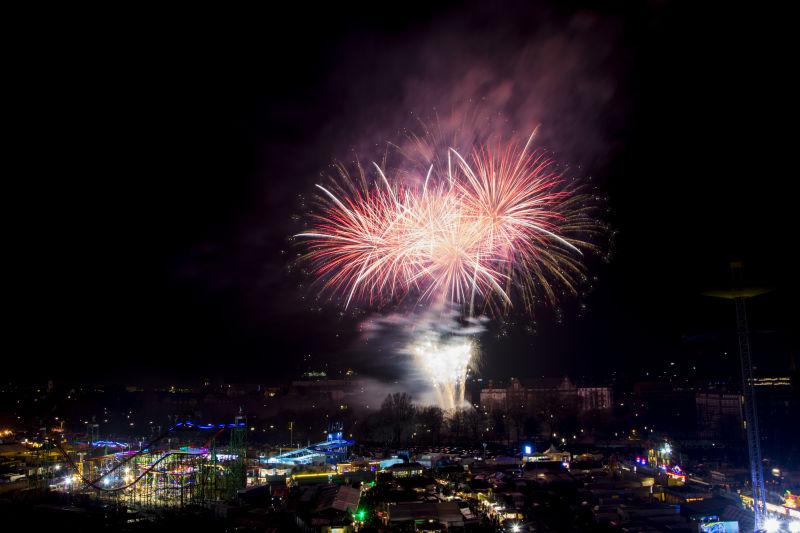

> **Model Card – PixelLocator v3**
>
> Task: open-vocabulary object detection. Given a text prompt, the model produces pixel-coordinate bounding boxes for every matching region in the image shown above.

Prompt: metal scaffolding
[47,418,251,510]
[705,261,769,529]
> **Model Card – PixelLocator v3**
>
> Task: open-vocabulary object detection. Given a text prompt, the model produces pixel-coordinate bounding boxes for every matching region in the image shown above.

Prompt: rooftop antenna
[704,261,770,529]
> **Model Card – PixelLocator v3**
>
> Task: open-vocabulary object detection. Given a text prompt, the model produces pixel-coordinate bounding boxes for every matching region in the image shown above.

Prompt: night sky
[9,2,796,386]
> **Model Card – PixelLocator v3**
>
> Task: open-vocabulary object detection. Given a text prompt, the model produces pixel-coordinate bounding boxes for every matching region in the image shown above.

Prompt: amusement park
[43,417,250,508]
[16,415,360,512]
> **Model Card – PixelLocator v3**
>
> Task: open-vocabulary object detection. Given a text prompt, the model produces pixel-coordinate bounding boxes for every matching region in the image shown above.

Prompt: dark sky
[9,2,797,386]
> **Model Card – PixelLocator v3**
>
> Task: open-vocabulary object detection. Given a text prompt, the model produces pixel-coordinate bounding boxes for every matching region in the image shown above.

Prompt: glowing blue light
[176,420,245,431]
[91,440,128,448]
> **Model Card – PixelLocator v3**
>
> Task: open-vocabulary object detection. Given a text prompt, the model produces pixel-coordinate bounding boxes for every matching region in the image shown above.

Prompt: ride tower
[224,412,247,499]
[704,261,769,529]
[326,422,349,464]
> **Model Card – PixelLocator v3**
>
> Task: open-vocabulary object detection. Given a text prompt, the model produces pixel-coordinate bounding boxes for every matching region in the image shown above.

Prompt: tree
[447,408,465,440]
[531,391,578,438]
[507,403,528,445]
[380,393,416,444]
[358,411,393,443]
[417,405,444,445]
[464,407,487,441]
[492,410,508,445]
[578,408,611,438]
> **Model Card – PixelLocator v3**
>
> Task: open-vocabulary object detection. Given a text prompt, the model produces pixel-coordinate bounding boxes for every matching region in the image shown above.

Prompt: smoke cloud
[355,305,488,407]
[326,5,627,173]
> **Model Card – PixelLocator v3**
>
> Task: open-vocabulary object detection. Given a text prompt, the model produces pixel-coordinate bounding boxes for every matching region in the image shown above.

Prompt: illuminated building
[577,386,612,411]
[521,444,571,464]
[385,461,424,478]
[753,376,791,387]
[695,392,743,442]
[335,460,380,474]
[378,457,404,470]
[754,375,798,463]
[480,377,612,414]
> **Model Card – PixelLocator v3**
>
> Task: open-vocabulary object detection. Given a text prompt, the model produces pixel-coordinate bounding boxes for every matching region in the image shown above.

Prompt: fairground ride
[45,416,249,508]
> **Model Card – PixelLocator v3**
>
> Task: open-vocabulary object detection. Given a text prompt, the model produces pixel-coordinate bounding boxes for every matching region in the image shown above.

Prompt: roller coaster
[47,417,249,508]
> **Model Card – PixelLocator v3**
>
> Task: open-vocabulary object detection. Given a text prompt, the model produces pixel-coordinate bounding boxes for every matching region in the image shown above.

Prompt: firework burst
[297,131,597,315]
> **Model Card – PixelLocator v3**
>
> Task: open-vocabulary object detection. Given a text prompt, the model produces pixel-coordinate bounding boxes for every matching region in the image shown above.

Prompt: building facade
[695,392,743,443]
[480,377,612,414]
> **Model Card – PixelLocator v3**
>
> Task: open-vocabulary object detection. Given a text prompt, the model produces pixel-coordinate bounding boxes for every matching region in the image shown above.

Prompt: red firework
[297,132,597,313]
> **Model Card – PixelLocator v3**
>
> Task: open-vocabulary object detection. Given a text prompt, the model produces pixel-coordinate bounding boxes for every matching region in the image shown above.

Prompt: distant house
[541,444,571,463]
[314,484,360,514]
[287,484,361,533]
[388,501,465,528]
[0,443,27,459]
[523,444,571,464]
[386,461,424,478]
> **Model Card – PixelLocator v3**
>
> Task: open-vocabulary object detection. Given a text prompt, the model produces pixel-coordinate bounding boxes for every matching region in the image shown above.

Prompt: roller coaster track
[52,420,243,492]
[266,436,353,464]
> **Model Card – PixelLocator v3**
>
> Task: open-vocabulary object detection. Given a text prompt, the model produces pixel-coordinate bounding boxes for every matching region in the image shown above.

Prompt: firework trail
[362,307,487,411]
